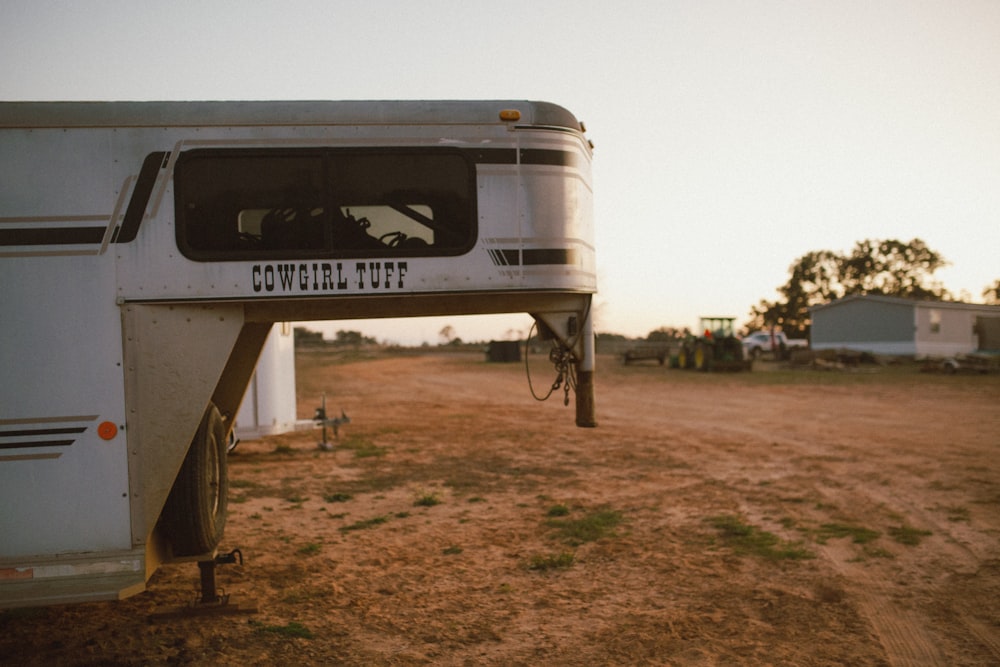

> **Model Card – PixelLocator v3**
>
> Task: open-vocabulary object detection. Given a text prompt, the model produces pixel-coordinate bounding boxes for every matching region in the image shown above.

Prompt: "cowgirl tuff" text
[251,262,408,293]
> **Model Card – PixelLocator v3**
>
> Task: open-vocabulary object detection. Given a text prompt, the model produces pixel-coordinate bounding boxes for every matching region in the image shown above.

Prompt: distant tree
[333,330,376,346]
[840,238,948,298]
[747,238,950,336]
[439,325,455,345]
[646,327,686,342]
[294,327,325,345]
[596,332,631,343]
[983,279,1000,305]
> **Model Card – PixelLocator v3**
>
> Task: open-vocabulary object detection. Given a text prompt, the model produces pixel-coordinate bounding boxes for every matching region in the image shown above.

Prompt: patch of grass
[888,524,931,546]
[940,505,971,522]
[862,545,895,559]
[272,444,294,455]
[546,508,622,545]
[323,492,353,503]
[546,504,571,517]
[443,545,463,555]
[709,515,813,561]
[339,515,390,532]
[340,434,387,459]
[813,523,881,545]
[297,542,322,556]
[281,586,332,604]
[528,551,576,571]
[250,620,315,639]
[286,494,308,504]
[414,492,442,507]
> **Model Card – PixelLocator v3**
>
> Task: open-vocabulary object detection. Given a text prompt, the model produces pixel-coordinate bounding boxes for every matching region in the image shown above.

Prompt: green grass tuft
[414,492,442,507]
[250,620,315,639]
[813,523,880,544]
[546,508,622,545]
[339,515,390,532]
[546,504,571,517]
[709,515,813,560]
[528,551,576,571]
[888,524,931,545]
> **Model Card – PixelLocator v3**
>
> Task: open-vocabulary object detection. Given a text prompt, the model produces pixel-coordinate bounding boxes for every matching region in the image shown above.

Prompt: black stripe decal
[523,248,577,265]
[487,248,578,266]
[0,427,87,438]
[469,148,578,168]
[0,439,75,450]
[114,151,167,243]
[0,226,106,246]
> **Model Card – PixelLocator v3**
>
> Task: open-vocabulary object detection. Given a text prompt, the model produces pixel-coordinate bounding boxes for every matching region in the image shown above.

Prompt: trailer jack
[314,393,351,451]
[152,549,258,619]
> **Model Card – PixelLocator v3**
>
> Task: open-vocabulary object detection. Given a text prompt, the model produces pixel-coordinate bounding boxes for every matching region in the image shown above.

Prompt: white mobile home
[0,100,596,608]
[810,295,1000,357]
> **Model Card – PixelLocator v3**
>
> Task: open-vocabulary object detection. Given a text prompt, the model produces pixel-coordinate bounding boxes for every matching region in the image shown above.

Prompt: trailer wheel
[161,403,229,557]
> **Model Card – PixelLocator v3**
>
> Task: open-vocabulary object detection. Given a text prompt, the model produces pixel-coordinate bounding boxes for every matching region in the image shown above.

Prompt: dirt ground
[2,347,999,666]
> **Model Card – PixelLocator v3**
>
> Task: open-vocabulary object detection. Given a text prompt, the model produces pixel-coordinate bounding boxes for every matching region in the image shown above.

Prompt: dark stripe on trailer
[113,151,168,243]
[0,440,75,449]
[0,226,105,246]
[0,427,87,437]
[488,248,578,266]
[469,148,580,168]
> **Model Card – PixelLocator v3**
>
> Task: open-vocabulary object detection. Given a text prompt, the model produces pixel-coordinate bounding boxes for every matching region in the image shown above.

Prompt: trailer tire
[161,403,229,557]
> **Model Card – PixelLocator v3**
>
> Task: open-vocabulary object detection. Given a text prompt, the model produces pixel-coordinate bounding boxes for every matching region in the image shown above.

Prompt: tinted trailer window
[176,148,476,260]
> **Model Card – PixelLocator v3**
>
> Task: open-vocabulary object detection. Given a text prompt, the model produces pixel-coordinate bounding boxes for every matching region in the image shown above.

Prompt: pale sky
[3,0,998,344]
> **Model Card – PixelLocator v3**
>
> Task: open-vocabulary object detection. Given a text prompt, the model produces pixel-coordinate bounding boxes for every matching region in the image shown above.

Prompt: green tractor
[676,317,748,372]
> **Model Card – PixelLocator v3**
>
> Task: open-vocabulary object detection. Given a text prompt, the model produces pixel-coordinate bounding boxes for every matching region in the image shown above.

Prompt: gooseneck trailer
[0,100,596,608]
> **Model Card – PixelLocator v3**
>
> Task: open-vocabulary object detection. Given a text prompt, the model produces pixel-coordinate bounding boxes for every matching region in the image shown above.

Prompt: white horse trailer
[233,323,299,440]
[0,100,596,608]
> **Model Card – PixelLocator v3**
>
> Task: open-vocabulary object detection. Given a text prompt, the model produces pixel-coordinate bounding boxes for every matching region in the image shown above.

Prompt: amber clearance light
[98,421,118,440]
[498,109,521,122]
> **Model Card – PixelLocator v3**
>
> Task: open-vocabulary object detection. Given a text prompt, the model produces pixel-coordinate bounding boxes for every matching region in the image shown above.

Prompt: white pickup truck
[742,331,808,360]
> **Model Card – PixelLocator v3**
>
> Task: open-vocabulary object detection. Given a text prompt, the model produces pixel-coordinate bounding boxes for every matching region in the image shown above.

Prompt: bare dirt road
[2,348,999,665]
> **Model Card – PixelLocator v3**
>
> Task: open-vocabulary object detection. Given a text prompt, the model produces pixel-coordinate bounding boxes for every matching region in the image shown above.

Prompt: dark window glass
[175,149,475,260]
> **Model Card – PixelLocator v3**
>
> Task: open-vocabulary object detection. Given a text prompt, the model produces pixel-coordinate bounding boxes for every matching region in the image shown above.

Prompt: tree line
[745,238,999,336]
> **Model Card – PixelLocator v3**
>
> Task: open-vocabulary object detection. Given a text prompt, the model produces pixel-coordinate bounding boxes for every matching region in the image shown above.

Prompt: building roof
[810,294,1000,314]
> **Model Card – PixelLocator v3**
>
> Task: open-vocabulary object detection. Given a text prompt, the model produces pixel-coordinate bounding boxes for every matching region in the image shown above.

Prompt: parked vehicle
[676,318,748,371]
[742,330,808,361]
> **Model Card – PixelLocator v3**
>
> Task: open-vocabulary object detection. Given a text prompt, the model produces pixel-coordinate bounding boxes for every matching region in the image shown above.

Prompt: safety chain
[548,344,578,406]
[525,322,579,406]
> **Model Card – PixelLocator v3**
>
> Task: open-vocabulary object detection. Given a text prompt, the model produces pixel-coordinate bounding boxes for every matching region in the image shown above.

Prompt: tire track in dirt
[805,465,1000,666]
[856,485,1000,665]
[820,542,948,667]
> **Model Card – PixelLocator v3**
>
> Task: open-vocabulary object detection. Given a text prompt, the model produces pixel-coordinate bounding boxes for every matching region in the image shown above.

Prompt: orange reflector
[98,421,118,440]
[499,109,521,122]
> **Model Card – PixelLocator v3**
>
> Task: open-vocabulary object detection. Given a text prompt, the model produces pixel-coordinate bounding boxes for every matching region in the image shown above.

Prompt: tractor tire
[694,343,714,372]
[160,403,229,557]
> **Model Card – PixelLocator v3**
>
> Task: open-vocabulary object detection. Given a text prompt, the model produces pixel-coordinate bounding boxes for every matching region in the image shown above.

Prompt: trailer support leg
[198,559,221,605]
[151,549,258,619]
[575,308,597,428]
